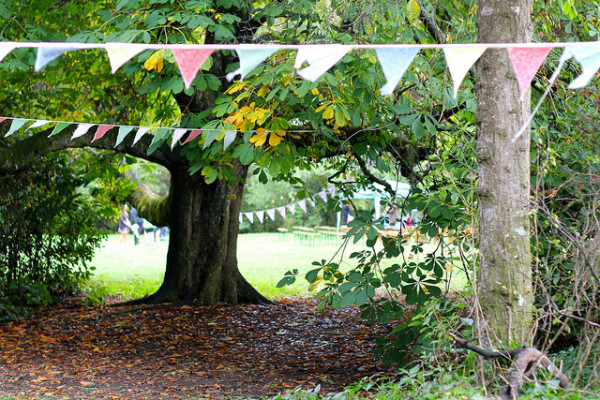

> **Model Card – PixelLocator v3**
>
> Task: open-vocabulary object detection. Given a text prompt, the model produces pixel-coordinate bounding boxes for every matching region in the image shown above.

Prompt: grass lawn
[88,231,468,301]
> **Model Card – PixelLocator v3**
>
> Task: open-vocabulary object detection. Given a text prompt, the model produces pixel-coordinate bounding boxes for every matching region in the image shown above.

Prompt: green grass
[87,232,468,302]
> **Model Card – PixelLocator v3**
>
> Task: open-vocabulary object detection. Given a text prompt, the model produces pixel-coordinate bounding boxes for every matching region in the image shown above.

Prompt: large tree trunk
[476,0,534,345]
[144,162,269,305]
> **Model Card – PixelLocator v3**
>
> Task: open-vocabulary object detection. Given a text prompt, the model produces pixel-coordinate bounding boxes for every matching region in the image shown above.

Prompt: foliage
[0,153,106,320]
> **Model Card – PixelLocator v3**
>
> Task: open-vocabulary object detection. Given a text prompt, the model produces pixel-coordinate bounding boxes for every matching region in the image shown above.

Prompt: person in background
[341,201,351,225]
[118,205,131,244]
[386,203,399,227]
[129,206,142,246]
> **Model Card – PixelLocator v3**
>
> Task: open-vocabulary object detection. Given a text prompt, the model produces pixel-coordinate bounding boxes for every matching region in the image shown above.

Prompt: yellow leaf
[144,50,165,72]
[311,88,319,95]
[249,128,269,146]
[269,133,283,146]
[406,0,420,23]
[315,104,327,113]
[322,107,334,120]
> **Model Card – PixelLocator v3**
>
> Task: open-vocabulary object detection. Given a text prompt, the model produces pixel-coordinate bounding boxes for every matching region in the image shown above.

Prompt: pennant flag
[266,209,276,221]
[443,46,487,98]
[239,214,243,224]
[72,123,94,139]
[0,44,16,62]
[115,126,134,146]
[256,210,265,223]
[93,125,114,142]
[223,130,237,150]
[25,120,51,131]
[295,45,351,82]
[183,129,203,144]
[298,199,307,213]
[170,128,188,149]
[277,206,286,219]
[317,190,328,203]
[5,119,29,137]
[49,122,71,137]
[226,47,278,81]
[327,186,335,197]
[307,197,315,207]
[104,43,147,73]
[287,203,296,214]
[562,44,600,89]
[245,212,254,224]
[130,127,149,145]
[376,47,420,96]
[508,47,552,101]
[172,48,215,89]
[35,46,78,71]
[0,118,6,124]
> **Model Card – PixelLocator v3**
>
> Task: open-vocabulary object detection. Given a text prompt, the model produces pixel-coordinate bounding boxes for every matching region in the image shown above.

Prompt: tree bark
[476,0,534,345]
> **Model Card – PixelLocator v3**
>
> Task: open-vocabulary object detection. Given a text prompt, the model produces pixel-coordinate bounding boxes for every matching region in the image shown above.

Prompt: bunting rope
[2,40,600,143]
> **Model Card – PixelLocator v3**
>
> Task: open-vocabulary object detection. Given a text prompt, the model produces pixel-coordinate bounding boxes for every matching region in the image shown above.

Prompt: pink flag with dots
[508,47,552,101]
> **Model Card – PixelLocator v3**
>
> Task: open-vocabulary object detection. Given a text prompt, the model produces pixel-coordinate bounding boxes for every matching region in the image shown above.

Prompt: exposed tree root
[451,333,569,400]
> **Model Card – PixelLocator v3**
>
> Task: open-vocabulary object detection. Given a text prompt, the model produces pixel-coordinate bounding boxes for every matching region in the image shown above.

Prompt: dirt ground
[0,297,396,399]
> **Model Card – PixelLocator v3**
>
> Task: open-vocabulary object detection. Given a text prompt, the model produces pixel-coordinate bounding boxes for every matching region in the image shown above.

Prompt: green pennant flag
[5,119,29,137]
[115,126,134,147]
[49,122,71,137]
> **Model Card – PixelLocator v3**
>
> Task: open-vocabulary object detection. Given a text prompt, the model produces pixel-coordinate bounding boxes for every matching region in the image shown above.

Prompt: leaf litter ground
[0,297,396,399]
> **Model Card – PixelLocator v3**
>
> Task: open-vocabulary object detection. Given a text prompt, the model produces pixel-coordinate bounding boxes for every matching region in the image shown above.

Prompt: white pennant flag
[295,45,351,82]
[105,43,147,73]
[71,123,94,139]
[0,44,16,62]
[239,214,243,224]
[35,45,78,71]
[298,199,307,213]
[266,209,276,221]
[245,212,254,224]
[287,203,296,214]
[25,120,51,131]
[443,46,486,98]
[256,210,265,223]
[171,128,188,149]
[327,186,335,196]
[223,130,237,150]
[376,47,420,96]
[133,127,151,145]
[317,190,328,202]
[277,206,286,219]
[226,47,278,81]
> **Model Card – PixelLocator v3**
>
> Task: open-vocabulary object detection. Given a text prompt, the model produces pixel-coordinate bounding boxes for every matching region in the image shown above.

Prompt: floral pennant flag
[35,45,78,71]
[5,118,29,137]
[266,209,276,221]
[115,126,135,146]
[287,203,296,215]
[376,47,420,96]
[226,47,278,81]
[295,45,351,82]
[562,44,600,89]
[172,48,215,89]
[443,46,487,98]
[255,210,265,223]
[245,212,254,224]
[170,128,188,149]
[277,206,286,219]
[183,129,203,144]
[93,125,114,142]
[132,127,151,145]
[298,199,307,213]
[508,47,552,101]
[71,123,94,139]
[104,43,147,73]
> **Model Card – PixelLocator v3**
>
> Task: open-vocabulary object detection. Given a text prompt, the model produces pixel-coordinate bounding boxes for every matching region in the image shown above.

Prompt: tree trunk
[139,161,270,305]
[476,0,534,345]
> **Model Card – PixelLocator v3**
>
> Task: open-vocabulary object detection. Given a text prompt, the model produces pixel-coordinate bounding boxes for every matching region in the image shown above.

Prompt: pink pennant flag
[266,209,276,221]
[0,118,7,124]
[172,48,215,89]
[183,129,203,144]
[93,125,114,142]
[508,47,552,101]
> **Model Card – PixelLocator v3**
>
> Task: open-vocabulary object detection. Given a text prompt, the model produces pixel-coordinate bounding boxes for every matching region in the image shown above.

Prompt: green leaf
[405,0,421,22]
[412,118,426,139]
[305,268,321,283]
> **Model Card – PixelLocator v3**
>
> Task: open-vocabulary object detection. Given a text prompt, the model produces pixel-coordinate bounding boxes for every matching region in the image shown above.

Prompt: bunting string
[2,40,600,142]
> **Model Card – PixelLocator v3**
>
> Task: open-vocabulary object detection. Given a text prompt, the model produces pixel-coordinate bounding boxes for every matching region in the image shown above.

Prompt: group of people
[118,205,168,245]
[340,200,416,228]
